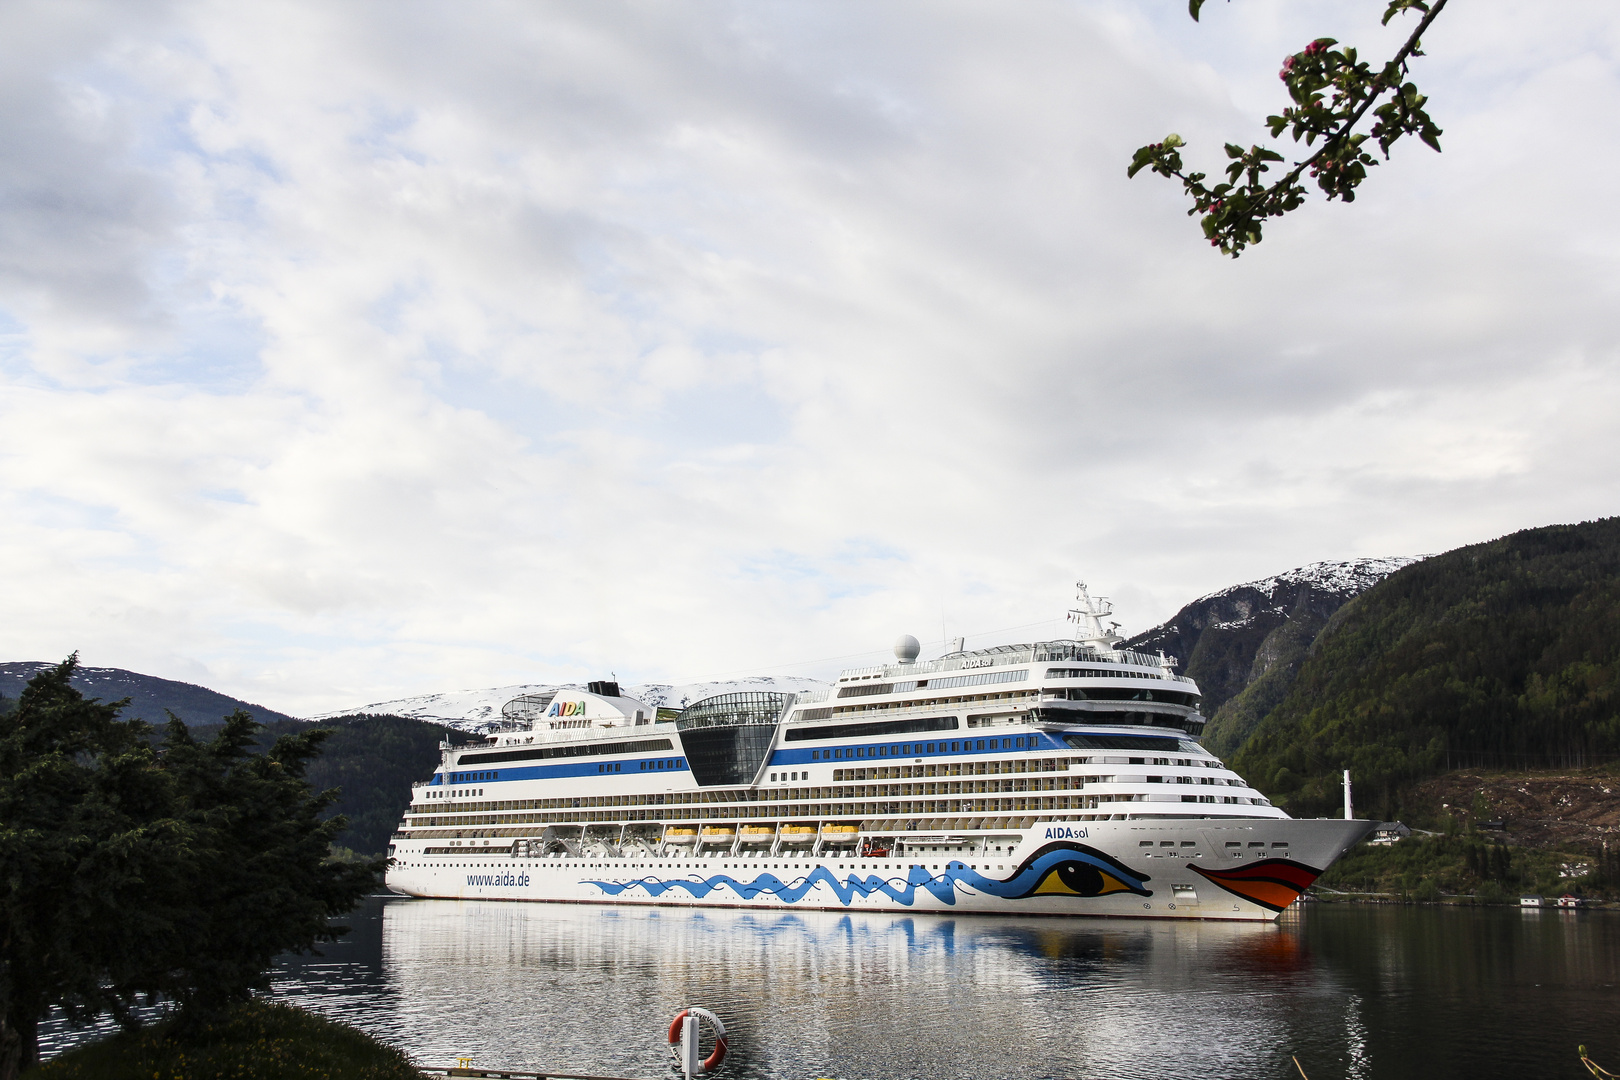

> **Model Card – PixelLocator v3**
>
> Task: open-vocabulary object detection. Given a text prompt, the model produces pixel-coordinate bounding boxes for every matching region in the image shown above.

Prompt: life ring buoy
[668,1006,728,1072]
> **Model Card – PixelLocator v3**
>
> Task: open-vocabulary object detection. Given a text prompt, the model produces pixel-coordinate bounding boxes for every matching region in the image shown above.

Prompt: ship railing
[476,721,678,747]
[839,642,1195,683]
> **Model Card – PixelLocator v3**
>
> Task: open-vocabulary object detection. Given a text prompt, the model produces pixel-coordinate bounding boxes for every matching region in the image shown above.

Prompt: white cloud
[1,0,1617,715]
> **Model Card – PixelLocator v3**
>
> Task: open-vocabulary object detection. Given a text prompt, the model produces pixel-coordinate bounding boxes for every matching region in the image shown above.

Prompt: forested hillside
[1233,518,1620,819]
[191,713,480,856]
[302,715,481,856]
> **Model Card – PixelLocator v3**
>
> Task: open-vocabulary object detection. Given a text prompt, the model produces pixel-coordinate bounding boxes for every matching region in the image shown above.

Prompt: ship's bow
[1187,817,1377,915]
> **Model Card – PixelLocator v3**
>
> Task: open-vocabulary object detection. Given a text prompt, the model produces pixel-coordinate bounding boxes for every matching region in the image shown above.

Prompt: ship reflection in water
[266,896,1620,1080]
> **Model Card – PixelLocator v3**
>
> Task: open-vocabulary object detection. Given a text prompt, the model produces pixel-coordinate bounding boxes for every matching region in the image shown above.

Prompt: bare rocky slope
[1401,766,1620,851]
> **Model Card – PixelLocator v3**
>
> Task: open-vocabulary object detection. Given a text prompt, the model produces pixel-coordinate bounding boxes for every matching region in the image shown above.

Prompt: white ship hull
[388,817,1372,922]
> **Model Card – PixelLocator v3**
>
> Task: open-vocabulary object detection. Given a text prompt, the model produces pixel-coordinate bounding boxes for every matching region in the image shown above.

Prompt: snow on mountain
[1123,555,1421,720]
[1187,557,1419,622]
[306,674,829,730]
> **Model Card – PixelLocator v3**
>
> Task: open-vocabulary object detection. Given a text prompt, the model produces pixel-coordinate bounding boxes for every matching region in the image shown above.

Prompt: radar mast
[1067,580,1124,650]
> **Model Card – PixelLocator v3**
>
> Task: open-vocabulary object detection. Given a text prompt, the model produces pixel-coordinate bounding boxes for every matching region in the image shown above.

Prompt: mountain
[308,675,830,729]
[1124,557,1416,757]
[0,661,297,727]
[1231,518,1620,820]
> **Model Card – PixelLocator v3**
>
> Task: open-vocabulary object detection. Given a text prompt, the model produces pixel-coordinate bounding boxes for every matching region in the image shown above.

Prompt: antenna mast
[1067,580,1124,650]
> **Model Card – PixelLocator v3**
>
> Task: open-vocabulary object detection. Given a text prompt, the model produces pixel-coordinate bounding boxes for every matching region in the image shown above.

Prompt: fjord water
[256,897,1620,1080]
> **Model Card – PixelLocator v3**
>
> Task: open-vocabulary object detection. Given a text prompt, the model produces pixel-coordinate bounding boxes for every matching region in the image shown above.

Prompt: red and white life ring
[668,1006,728,1073]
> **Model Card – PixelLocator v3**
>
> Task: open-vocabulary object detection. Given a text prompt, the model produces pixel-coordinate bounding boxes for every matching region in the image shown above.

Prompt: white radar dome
[893,634,921,664]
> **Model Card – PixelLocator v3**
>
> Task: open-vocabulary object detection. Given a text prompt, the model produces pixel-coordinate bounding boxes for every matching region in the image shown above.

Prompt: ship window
[812,751,820,760]
[879,747,887,756]
[1139,840,1153,847]
[1015,738,1025,748]
[927,743,935,753]
[976,741,984,750]
[770,773,776,782]
[950,742,959,752]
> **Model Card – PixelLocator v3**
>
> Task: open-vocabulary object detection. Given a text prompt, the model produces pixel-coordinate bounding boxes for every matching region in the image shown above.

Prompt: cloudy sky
[2,0,1617,715]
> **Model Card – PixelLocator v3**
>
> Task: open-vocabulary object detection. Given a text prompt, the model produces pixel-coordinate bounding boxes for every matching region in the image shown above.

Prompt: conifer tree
[0,658,379,1080]
[143,711,380,1021]
[0,657,181,1078]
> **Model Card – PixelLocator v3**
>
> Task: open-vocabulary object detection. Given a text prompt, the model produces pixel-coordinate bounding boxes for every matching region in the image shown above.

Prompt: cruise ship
[385,585,1374,921]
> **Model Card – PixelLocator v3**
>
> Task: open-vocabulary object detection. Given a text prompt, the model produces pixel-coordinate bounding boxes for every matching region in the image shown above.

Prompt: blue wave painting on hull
[583,842,1151,907]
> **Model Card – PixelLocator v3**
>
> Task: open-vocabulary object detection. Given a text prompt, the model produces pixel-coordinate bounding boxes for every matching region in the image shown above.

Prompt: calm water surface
[43,896,1620,1079]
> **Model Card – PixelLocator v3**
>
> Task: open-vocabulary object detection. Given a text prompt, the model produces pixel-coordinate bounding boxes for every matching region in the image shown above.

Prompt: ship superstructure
[385,584,1373,920]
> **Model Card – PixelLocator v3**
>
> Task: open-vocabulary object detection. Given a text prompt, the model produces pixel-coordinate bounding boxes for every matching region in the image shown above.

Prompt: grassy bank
[26,999,420,1080]
[1315,831,1620,902]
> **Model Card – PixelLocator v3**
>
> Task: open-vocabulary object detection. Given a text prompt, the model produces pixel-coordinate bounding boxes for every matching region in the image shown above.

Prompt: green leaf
[1188,0,1206,21]
[1382,0,1430,26]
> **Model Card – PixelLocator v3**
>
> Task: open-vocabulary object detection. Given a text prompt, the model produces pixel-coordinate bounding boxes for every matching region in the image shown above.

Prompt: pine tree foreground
[0,657,380,1080]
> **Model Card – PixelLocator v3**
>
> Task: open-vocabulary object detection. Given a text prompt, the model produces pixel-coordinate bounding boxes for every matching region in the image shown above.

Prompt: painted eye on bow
[1032,860,1139,897]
